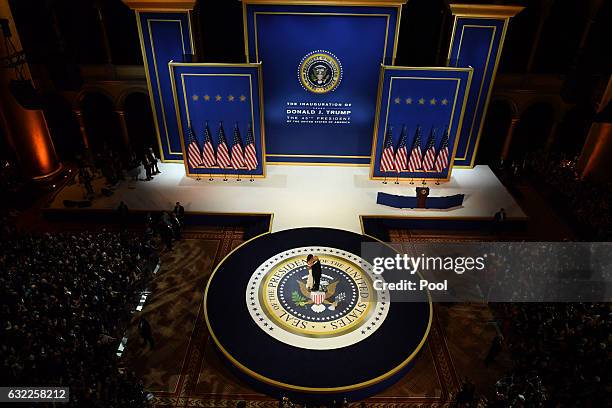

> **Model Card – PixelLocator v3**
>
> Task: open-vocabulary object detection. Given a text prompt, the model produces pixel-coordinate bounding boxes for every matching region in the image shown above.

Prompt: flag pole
[382,171,387,184]
[394,173,399,184]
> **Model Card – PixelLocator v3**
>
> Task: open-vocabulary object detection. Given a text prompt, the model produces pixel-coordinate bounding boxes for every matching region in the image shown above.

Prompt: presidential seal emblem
[246,246,390,350]
[298,50,343,94]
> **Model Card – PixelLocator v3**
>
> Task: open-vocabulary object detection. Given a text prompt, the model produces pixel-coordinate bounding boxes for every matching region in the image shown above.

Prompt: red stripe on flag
[202,141,216,167]
[423,147,436,171]
[188,142,201,168]
[434,147,449,172]
[408,148,422,172]
[217,142,231,168]
[244,144,258,170]
[381,147,395,172]
[231,145,245,169]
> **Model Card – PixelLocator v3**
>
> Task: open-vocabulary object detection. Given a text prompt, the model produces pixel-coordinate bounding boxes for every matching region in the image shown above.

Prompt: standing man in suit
[174,201,185,223]
[138,316,155,349]
[492,208,507,234]
[306,254,322,291]
[142,152,152,181]
[147,147,160,174]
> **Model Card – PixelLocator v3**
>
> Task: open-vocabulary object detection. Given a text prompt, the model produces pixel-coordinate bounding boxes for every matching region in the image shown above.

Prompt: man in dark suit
[138,317,155,349]
[484,335,503,366]
[492,208,507,234]
[174,202,185,222]
[117,201,129,227]
[307,254,322,291]
[147,147,160,174]
[142,153,152,181]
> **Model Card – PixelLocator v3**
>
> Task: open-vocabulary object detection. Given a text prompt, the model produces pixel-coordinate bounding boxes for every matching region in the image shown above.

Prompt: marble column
[501,117,520,162]
[115,110,132,152]
[577,75,612,182]
[73,110,90,150]
[0,0,62,179]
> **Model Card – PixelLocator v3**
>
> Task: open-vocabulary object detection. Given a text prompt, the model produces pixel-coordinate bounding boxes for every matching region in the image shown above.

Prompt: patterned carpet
[122,227,507,407]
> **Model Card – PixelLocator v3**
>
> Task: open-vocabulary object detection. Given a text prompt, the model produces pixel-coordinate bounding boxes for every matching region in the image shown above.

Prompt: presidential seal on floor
[204,227,431,399]
[247,246,390,349]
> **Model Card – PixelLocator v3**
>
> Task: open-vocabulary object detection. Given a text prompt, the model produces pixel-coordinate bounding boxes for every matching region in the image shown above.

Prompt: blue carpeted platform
[204,227,431,403]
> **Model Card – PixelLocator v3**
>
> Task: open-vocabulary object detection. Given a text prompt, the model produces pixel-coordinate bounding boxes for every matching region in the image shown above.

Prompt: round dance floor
[204,227,431,400]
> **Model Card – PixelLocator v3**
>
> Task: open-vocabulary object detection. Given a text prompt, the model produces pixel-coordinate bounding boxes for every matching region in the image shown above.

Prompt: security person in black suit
[138,316,155,349]
[174,201,185,223]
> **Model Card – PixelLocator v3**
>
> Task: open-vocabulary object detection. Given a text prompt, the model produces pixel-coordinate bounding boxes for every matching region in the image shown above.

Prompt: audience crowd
[490,303,610,407]
[0,226,158,407]
[519,151,612,240]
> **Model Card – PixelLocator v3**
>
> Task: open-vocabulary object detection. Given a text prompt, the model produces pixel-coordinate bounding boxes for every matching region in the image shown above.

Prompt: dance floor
[122,226,510,407]
[49,163,526,233]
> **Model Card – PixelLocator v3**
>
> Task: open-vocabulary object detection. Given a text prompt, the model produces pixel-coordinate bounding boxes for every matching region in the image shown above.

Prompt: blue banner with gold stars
[447,17,508,167]
[371,66,473,181]
[169,62,266,178]
[244,3,401,165]
[137,11,195,162]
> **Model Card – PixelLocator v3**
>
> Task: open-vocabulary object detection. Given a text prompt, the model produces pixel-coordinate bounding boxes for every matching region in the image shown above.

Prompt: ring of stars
[392,96,450,106]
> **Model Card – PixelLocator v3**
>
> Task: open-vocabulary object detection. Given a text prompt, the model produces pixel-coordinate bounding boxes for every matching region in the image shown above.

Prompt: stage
[47,163,526,233]
[204,227,431,400]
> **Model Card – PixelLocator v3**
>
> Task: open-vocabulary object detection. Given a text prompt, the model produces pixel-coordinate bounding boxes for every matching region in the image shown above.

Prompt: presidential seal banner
[243,2,401,165]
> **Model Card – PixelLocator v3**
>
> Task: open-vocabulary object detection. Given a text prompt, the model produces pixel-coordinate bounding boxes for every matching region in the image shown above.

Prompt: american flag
[201,121,216,168]
[380,125,396,173]
[216,122,231,169]
[230,123,246,169]
[434,128,450,172]
[407,126,423,172]
[394,125,408,172]
[243,122,258,170]
[186,125,202,168]
[422,127,437,171]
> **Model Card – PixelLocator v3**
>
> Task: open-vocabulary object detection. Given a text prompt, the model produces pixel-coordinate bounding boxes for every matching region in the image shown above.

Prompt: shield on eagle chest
[310,291,326,305]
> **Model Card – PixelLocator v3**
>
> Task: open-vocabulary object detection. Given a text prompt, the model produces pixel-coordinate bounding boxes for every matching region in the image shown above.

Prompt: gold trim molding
[241,0,408,5]
[122,0,196,11]
[449,4,524,18]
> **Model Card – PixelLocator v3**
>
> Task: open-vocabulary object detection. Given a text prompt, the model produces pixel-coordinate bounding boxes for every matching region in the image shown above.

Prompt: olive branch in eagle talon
[292,280,340,307]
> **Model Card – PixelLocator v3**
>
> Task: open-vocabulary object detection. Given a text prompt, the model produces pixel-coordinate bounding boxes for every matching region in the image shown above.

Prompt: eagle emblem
[298,50,342,94]
[293,279,346,313]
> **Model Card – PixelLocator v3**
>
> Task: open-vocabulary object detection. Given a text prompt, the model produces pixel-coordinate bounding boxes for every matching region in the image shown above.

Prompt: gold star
[430,98,437,105]
[441,98,448,105]
[215,94,222,101]
[228,94,235,102]
[418,98,425,105]
[394,97,401,104]
[405,98,412,104]
[203,94,210,101]
[239,95,246,102]
[192,94,199,101]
